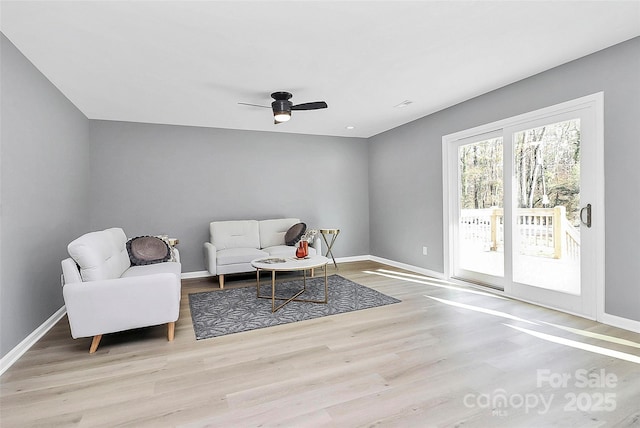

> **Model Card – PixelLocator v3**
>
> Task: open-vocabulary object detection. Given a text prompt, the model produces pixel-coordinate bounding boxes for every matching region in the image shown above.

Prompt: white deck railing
[460,207,580,259]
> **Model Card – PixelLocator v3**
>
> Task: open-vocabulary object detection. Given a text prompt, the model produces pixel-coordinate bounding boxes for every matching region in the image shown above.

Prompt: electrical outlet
[422,246,428,256]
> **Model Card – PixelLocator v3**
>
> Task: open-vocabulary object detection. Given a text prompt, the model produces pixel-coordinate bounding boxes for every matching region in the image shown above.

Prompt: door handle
[580,203,592,228]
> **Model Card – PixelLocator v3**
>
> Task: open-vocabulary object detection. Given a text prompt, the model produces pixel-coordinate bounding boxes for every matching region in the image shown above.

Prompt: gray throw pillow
[284,222,306,246]
[127,236,171,265]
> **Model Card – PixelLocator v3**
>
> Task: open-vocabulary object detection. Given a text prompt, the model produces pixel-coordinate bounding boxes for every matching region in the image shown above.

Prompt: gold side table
[319,228,340,269]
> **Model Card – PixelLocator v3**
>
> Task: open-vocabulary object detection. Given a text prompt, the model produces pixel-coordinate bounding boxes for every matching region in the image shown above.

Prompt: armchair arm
[204,242,217,275]
[62,273,180,339]
[61,257,82,284]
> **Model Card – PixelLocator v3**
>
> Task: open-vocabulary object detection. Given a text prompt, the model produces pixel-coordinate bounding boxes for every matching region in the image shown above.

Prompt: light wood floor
[1,261,639,427]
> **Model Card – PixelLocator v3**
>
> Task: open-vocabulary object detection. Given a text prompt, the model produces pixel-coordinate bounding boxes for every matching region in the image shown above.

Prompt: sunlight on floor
[423,295,538,325]
[537,321,640,349]
[362,268,506,299]
[504,324,640,364]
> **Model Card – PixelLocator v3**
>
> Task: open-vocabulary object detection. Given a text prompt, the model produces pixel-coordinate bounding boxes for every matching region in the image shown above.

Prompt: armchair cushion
[67,228,131,281]
[121,261,182,280]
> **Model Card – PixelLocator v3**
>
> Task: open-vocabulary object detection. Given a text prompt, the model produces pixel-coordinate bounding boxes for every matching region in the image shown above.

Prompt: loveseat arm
[62,273,180,339]
[203,242,217,275]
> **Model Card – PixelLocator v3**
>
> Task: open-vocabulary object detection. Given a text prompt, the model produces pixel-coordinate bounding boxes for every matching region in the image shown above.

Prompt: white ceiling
[1,1,639,138]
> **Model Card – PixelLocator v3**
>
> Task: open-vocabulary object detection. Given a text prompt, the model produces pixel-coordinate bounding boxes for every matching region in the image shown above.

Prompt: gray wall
[369,37,640,321]
[89,121,370,273]
[0,34,90,357]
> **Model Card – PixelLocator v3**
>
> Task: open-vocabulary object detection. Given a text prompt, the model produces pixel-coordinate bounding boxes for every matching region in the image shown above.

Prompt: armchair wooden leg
[89,335,102,354]
[167,322,175,341]
[219,275,225,289]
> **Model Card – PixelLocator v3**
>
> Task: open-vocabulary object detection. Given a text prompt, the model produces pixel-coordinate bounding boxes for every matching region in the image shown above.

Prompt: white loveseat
[61,228,182,353]
[203,218,321,288]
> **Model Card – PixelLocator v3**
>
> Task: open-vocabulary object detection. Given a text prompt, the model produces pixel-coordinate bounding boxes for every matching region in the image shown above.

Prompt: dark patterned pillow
[127,236,171,265]
[284,222,306,246]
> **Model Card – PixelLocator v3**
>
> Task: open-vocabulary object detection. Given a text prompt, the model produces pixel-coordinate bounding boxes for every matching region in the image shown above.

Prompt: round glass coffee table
[251,256,329,312]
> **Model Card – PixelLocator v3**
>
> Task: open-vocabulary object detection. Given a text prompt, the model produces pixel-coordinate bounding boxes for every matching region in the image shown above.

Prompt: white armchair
[61,228,181,353]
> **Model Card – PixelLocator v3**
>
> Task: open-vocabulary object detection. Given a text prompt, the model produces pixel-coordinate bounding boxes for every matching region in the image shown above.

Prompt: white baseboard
[181,270,213,280]
[599,312,640,333]
[369,255,445,280]
[334,255,370,264]
[0,306,66,377]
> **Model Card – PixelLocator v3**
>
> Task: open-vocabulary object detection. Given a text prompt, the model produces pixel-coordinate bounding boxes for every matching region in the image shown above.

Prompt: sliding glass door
[445,94,603,318]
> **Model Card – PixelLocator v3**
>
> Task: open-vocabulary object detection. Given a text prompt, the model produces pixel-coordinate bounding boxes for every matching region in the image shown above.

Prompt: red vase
[296,240,308,258]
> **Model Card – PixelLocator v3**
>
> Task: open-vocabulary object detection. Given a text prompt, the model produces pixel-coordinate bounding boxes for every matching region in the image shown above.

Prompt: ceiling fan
[238,91,328,124]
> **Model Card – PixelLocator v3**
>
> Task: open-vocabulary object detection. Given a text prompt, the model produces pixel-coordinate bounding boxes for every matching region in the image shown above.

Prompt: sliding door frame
[442,93,605,320]
[444,130,505,289]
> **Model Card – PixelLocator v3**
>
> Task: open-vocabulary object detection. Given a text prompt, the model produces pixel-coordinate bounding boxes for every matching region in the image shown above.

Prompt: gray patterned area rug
[188,274,400,340]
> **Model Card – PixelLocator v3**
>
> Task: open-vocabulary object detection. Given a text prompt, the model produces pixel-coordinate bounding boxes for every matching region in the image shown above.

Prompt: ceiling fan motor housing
[272,99,293,114]
[271,92,293,114]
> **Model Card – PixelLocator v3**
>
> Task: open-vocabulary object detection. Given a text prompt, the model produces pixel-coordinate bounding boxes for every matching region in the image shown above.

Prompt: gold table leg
[320,229,340,269]
[256,266,329,312]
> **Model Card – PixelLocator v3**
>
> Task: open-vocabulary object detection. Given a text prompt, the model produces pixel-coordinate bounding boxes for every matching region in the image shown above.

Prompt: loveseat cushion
[67,228,131,281]
[211,220,260,250]
[217,247,268,265]
[263,245,317,257]
[259,218,301,249]
[127,236,171,265]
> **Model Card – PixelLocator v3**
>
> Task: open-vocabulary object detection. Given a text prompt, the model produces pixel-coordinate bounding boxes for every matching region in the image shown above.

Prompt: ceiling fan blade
[238,102,271,108]
[291,101,328,111]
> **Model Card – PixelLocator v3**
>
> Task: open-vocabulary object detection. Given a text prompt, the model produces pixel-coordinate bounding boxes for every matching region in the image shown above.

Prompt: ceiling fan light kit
[274,111,291,123]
